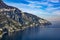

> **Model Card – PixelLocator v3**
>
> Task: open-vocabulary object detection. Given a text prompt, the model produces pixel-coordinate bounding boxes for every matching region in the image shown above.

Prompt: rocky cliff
[0,0,51,38]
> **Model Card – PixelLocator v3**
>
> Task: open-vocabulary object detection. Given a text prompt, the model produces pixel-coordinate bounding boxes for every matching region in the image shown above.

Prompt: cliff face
[0,0,51,26]
[0,0,51,38]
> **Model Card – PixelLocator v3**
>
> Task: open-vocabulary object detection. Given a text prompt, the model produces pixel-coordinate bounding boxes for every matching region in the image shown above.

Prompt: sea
[1,21,60,40]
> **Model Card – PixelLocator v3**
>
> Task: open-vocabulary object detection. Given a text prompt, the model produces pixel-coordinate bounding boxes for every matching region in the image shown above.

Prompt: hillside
[0,0,51,39]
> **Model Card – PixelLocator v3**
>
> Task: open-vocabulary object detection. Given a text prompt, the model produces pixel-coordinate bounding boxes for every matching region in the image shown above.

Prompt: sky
[3,0,60,21]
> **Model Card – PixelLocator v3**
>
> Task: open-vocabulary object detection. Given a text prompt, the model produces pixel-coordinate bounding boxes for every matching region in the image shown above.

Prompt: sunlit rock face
[0,0,51,39]
[0,0,51,26]
[0,14,20,38]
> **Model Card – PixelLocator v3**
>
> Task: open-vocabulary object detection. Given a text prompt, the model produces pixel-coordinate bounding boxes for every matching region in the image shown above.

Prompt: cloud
[27,0,48,7]
[52,10,60,15]
[48,0,60,3]
[4,0,30,4]
[26,0,60,10]
[46,9,60,21]
[46,7,60,13]
[4,0,60,21]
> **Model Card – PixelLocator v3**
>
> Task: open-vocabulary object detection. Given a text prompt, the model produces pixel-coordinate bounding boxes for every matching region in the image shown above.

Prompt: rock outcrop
[0,0,51,39]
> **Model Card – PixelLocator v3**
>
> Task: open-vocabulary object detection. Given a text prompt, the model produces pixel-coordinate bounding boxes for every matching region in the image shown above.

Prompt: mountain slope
[0,0,52,39]
[0,0,51,25]
[0,0,51,30]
